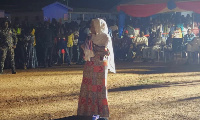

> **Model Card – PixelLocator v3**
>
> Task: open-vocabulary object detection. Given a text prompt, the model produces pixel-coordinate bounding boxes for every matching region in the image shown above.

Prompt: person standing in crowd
[57,34,71,65]
[148,24,157,46]
[0,20,17,74]
[174,26,183,38]
[15,23,28,69]
[77,21,90,65]
[169,23,175,37]
[151,32,162,61]
[13,23,22,68]
[51,19,59,65]
[182,24,188,37]
[122,29,134,60]
[35,22,44,67]
[13,23,22,39]
[42,22,54,68]
[77,18,116,119]
[73,28,79,63]
[184,29,196,63]
[29,26,38,68]
[66,29,74,65]
[184,29,195,44]
[21,23,33,69]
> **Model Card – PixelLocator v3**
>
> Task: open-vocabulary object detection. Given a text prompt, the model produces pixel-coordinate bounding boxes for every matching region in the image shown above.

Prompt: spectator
[73,28,79,63]
[66,29,74,65]
[42,22,54,67]
[184,29,195,44]
[0,20,17,74]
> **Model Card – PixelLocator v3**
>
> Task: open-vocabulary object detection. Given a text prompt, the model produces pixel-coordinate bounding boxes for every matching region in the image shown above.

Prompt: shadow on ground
[55,116,108,120]
[54,116,92,120]
[115,61,200,74]
[108,79,200,92]
[54,116,106,120]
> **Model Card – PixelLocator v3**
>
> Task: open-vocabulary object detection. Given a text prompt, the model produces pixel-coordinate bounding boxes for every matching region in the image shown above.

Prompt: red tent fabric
[117,0,200,17]
[117,3,166,17]
[177,1,200,14]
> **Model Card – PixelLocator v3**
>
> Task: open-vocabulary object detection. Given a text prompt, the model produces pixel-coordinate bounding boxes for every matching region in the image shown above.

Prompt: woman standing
[77,18,116,118]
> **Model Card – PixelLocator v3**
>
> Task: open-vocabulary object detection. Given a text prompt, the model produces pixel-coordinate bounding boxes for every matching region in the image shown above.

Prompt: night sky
[0,0,121,12]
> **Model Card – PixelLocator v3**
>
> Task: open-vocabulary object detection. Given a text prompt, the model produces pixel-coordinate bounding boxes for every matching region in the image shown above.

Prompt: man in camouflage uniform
[0,20,17,74]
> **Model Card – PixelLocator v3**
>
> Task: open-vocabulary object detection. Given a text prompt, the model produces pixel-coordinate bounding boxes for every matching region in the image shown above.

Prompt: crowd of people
[0,18,85,74]
[0,17,118,74]
[114,13,200,62]
[1,12,200,74]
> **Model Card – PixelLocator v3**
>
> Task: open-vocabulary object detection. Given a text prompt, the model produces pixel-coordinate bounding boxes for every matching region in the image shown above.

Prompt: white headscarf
[91,18,116,73]
[91,19,109,47]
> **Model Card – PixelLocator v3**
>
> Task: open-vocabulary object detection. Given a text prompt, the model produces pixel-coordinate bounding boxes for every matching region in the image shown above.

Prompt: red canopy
[177,1,200,14]
[117,0,200,17]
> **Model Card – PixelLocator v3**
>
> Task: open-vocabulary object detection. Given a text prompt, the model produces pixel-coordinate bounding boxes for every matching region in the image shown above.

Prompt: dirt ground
[1,61,200,120]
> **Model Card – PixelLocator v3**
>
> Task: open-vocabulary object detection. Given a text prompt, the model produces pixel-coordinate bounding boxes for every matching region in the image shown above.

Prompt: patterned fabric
[135,36,148,46]
[0,28,17,48]
[0,47,15,71]
[77,55,109,117]
[0,27,17,71]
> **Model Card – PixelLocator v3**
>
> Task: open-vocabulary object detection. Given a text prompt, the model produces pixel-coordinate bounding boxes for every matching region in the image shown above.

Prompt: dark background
[0,0,122,12]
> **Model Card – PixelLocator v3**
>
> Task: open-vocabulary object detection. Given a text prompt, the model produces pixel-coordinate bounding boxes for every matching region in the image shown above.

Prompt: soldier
[0,20,17,74]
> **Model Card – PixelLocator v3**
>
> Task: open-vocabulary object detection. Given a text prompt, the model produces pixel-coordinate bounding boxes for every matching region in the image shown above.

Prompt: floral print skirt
[77,58,109,117]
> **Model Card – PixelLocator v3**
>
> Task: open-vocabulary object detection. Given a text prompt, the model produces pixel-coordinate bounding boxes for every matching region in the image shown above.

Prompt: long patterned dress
[77,54,109,117]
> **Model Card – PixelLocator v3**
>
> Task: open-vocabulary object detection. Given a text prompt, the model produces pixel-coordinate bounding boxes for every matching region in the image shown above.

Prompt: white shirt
[136,36,148,46]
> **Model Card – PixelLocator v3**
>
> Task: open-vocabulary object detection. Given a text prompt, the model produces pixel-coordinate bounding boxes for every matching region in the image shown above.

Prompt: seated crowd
[114,13,200,63]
